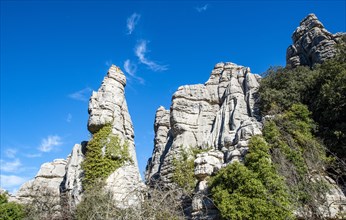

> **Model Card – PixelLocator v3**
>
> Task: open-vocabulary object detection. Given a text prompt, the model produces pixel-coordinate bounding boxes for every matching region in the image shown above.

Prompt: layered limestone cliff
[14,65,142,209]
[286,13,345,68]
[146,62,262,218]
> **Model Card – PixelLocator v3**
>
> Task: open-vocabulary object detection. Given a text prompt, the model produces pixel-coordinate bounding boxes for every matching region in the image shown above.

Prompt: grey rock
[286,13,345,67]
[87,65,143,207]
[14,65,144,210]
[15,159,67,204]
[60,142,86,209]
[145,62,262,218]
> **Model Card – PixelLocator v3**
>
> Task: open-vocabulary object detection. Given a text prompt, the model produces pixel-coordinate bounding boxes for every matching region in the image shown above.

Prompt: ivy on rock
[82,124,132,190]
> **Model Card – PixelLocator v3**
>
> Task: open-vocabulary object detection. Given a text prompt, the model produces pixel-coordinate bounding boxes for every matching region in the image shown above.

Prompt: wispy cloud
[195,4,209,12]
[127,13,141,35]
[68,87,92,102]
[0,159,22,172]
[124,59,145,84]
[38,135,62,152]
[135,40,168,72]
[5,148,17,158]
[24,153,42,158]
[0,175,29,194]
[66,113,72,123]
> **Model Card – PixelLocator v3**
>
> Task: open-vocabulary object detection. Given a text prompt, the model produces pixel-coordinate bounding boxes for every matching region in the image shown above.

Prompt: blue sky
[1,0,345,194]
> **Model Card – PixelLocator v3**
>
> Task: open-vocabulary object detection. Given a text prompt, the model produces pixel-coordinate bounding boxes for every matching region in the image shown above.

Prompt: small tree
[0,192,25,220]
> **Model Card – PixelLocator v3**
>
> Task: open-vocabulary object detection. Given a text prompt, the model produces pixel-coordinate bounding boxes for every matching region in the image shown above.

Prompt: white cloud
[5,148,17,158]
[0,175,28,194]
[127,13,141,35]
[124,59,145,84]
[25,153,42,158]
[195,4,209,12]
[68,87,92,102]
[38,135,62,152]
[135,40,168,72]
[124,59,137,76]
[0,159,22,172]
[66,113,72,123]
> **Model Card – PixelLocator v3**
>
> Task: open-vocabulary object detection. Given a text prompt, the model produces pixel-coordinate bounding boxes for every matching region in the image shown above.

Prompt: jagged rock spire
[286,13,345,67]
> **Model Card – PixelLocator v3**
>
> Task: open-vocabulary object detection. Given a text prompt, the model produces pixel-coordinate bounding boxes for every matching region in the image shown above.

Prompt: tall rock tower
[87,64,143,207]
[14,65,143,211]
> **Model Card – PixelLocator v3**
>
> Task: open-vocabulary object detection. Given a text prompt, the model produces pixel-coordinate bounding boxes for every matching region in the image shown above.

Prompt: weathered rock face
[146,62,262,186]
[60,142,87,209]
[15,159,67,204]
[145,62,262,218]
[286,13,345,68]
[87,65,143,207]
[145,106,171,182]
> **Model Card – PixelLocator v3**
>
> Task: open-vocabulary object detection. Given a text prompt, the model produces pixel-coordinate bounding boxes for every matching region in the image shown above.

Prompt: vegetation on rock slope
[210,41,346,219]
[210,136,293,220]
[81,124,132,190]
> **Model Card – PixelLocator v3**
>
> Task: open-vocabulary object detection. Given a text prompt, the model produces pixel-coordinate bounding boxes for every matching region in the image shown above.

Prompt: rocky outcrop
[14,65,143,210]
[145,62,262,217]
[286,13,345,68]
[15,159,67,205]
[60,142,87,209]
[145,106,171,183]
[146,62,261,185]
[88,64,143,207]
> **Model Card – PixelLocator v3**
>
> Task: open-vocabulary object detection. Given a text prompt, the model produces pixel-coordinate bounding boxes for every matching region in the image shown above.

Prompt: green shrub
[82,124,132,190]
[210,136,293,220]
[172,147,211,193]
[263,104,330,217]
[259,42,346,160]
[0,193,24,220]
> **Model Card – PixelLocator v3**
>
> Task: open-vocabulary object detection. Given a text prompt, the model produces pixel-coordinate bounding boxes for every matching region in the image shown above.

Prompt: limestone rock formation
[286,13,345,68]
[88,64,143,207]
[15,159,67,205]
[14,65,143,210]
[146,62,261,186]
[145,62,262,218]
[60,142,87,209]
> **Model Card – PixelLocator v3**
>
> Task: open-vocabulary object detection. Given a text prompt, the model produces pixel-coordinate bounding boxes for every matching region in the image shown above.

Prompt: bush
[172,147,211,194]
[209,136,293,220]
[258,42,346,160]
[76,181,185,220]
[0,192,24,220]
[263,104,331,218]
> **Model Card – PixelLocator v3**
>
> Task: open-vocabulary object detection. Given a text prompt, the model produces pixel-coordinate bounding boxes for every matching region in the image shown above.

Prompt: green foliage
[0,193,24,220]
[263,104,330,216]
[82,124,132,190]
[172,147,210,193]
[172,148,196,193]
[259,42,346,160]
[259,66,317,115]
[210,136,293,220]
